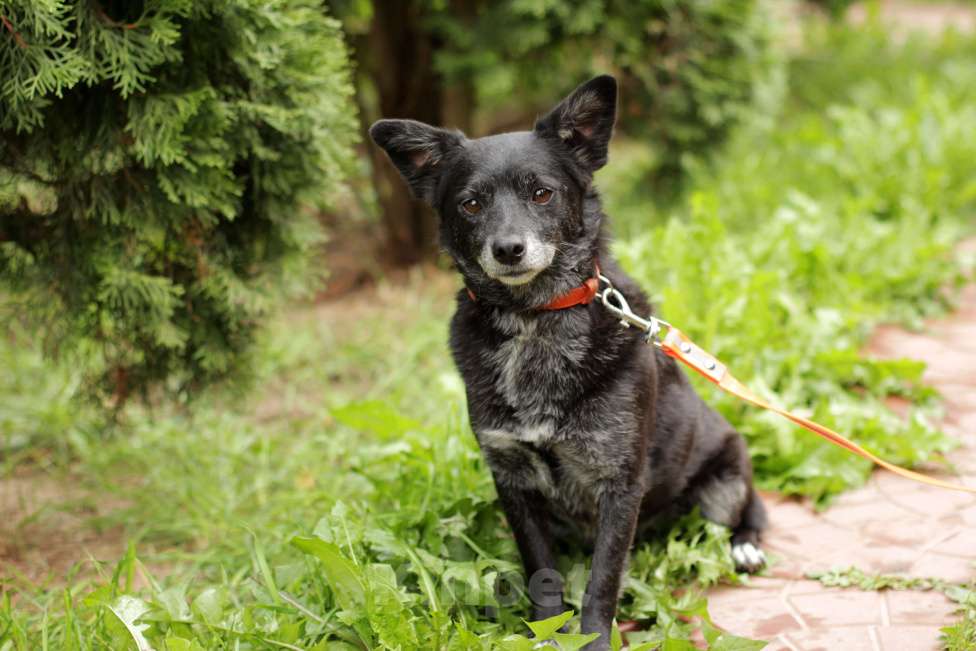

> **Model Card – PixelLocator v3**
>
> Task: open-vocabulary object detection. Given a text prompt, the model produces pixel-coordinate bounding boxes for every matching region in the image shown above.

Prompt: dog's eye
[531,188,554,205]
[461,198,482,215]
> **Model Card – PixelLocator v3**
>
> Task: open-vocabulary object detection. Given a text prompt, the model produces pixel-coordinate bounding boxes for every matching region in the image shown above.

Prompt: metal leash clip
[597,274,670,346]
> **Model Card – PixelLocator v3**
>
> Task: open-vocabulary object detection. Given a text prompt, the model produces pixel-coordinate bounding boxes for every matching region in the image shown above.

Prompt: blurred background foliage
[332,0,780,264]
[4,1,976,649]
[1,0,784,402]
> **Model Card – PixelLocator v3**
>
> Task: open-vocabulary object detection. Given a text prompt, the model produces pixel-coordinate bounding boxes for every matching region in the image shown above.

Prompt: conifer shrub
[0,1,356,403]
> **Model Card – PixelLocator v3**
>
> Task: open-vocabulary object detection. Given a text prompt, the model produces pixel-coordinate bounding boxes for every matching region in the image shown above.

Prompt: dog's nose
[492,238,525,265]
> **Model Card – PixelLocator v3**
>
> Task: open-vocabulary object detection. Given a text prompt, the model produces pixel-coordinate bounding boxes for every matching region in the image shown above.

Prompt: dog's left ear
[534,75,617,172]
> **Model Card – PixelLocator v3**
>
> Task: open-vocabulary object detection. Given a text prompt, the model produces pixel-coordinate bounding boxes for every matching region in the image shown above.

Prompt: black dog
[370,75,766,648]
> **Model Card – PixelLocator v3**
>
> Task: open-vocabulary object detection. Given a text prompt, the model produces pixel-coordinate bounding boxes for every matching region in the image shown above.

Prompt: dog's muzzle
[478,234,555,286]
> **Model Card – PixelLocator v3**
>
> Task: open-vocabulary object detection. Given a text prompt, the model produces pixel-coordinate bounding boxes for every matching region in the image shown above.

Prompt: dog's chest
[484,311,590,423]
[480,432,607,524]
[468,311,642,533]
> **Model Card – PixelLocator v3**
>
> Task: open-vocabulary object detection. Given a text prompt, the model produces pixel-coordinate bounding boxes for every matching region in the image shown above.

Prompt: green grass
[4,17,976,651]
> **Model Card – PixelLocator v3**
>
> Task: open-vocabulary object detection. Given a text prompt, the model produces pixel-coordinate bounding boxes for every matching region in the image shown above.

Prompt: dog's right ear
[369,119,464,202]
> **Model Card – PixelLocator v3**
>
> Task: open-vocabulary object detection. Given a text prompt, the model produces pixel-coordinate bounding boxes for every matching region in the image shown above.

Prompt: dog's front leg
[493,480,567,621]
[580,487,642,649]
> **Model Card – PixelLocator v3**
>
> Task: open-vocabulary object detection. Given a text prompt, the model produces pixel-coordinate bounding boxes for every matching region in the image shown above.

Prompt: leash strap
[596,275,976,494]
[660,327,976,494]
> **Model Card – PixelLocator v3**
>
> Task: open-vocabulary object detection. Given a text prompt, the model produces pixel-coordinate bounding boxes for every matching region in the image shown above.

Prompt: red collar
[466,261,601,311]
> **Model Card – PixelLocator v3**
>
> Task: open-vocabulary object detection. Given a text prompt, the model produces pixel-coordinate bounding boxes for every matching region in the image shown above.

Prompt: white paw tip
[731,541,766,571]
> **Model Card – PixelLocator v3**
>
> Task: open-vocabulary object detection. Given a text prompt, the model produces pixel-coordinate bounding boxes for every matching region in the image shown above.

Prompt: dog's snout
[491,238,526,265]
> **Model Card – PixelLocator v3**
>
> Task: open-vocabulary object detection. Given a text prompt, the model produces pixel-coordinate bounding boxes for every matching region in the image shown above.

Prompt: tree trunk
[364,1,444,266]
[442,0,477,135]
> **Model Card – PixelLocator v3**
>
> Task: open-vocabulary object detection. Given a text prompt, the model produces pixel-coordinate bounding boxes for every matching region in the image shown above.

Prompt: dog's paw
[731,541,766,573]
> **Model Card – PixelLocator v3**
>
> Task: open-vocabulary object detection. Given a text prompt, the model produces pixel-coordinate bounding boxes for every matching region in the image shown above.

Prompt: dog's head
[369,75,616,294]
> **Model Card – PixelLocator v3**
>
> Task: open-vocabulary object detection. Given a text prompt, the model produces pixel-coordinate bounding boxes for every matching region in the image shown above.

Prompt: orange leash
[595,276,976,495]
[660,326,976,494]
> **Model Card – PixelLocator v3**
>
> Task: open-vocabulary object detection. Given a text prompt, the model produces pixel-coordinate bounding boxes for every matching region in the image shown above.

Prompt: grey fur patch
[484,312,589,419]
[479,422,555,446]
[698,476,748,527]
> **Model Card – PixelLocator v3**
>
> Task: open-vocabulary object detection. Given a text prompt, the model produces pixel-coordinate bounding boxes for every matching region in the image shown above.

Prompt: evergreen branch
[92,2,138,30]
[0,0,357,403]
[1,14,28,49]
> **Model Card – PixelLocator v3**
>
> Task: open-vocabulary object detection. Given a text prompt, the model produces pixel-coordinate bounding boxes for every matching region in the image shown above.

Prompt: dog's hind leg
[691,423,768,573]
[729,485,767,573]
[696,472,767,573]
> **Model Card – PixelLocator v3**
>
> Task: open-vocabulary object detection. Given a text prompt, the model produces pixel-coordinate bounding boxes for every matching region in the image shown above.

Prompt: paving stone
[950,447,976,466]
[956,503,976,528]
[765,521,856,558]
[763,497,820,528]
[819,545,918,576]
[761,635,802,651]
[752,612,807,639]
[764,554,808,580]
[782,579,828,595]
[935,384,976,414]
[820,498,917,527]
[928,527,976,557]
[829,484,886,507]
[739,575,792,592]
[910,552,975,584]
[885,590,957,626]
[872,469,935,497]
[708,593,801,639]
[931,324,976,354]
[874,625,944,651]
[921,354,976,384]
[705,267,976,649]
[872,481,976,520]
[781,627,877,651]
[860,517,938,548]
[788,589,884,628]
[943,409,976,431]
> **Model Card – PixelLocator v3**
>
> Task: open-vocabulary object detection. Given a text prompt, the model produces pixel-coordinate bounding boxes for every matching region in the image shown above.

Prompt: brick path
[707,281,976,650]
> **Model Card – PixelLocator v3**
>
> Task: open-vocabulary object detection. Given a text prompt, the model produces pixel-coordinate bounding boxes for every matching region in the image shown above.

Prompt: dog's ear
[369,119,464,202]
[534,75,617,172]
